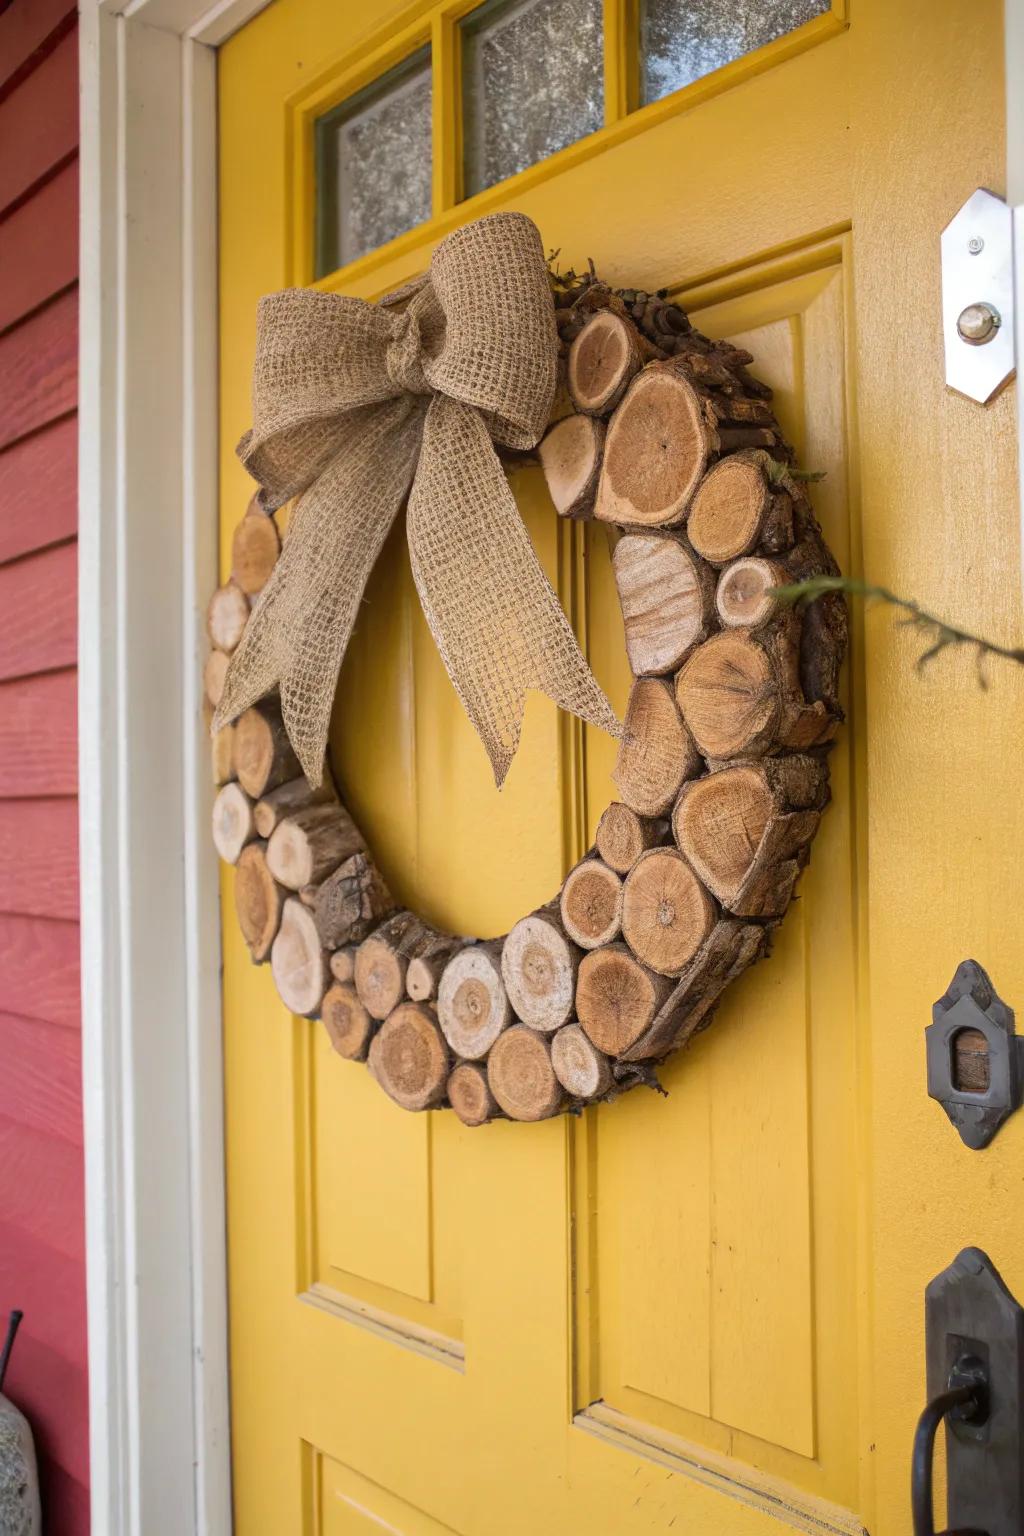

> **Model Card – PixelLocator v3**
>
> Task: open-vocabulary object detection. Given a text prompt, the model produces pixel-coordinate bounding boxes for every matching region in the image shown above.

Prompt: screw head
[967,235,985,254]
[957,302,1001,344]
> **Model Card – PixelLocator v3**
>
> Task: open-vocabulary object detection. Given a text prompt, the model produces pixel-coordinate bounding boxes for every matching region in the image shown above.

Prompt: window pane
[462,0,604,199]
[640,0,830,106]
[315,49,432,275]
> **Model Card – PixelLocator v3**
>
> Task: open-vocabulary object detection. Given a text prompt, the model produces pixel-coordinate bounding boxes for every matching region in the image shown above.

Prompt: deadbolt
[956,302,1001,344]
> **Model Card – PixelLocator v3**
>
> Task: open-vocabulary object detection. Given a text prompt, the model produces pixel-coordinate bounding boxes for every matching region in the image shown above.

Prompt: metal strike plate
[927,959,1024,1149]
[941,188,1016,402]
[926,1247,1024,1536]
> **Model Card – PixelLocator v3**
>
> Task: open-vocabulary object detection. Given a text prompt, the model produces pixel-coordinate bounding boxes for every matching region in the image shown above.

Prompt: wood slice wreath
[208,266,846,1126]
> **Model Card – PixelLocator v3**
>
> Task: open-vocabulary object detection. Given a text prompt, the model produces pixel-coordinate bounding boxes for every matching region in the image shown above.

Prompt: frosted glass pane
[462,0,604,199]
[315,50,432,275]
[640,0,830,105]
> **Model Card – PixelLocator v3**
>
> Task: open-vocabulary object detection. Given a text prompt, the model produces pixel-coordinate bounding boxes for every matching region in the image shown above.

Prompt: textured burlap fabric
[213,211,620,787]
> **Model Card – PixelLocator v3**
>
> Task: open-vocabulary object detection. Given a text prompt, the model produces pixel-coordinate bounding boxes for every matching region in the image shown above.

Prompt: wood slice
[322,982,374,1061]
[486,1026,564,1121]
[212,724,235,787]
[355,912,440,1021]
[594,802,668,874]
[253,774,336,838]
[231,498,281,596]
[674,630,780,759]
[211,781,255,865]
[270,897,329,1018]
[329,946,356,984]
[313,850,395,949]
[715,558,788,630]
[266,804,365,891]
[621,847,716,976]
[576,943,675,1058]
[595,365,714,527]
[613,532,716,674]
[204,648,229,709]
[560,857,623,949]
[501,910,580,1033]
[550,1024,613,1100]
[407,936,468,1003]
[206,581,249,654]
[234,840,285,962]
[539,414,605,518]
[613,677,701,817]
[233,700,302,799]
[447,1062,499,1127]
[368,1002,449,1112]
[620,920,765,1060]
[568,311,643,415]
[687,451,790,564]
[437,941,511,1059]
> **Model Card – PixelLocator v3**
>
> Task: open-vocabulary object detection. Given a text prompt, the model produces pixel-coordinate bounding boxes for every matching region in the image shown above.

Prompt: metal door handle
[912,1373,989,1536]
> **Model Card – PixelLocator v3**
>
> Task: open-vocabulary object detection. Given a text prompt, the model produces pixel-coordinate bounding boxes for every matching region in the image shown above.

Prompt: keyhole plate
[926,960,1024,1149]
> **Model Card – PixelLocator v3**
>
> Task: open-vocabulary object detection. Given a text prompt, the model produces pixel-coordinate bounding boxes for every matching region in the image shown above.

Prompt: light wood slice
[501,910,580,1033]
[687,451,793,564]
[620,921,766,1060]
[355,912,436,1021]
[560,858,623,949]
[204,648,229,709]
[539,414,605,518]
[270,897,329,1018]
[674,630,780,759]
[551,1024,613,1099]
[613,532,715,674]
[576,943,675,1058]
[329,946,356,984]
[266,804,365,890]
[437,941,511,1059]
[211,781,255,865]
[233,700,302,799]
[206,581,249,654]
[447,1062,499,1127]
[234,840,285,962]
[715,557,788,630]
[212,724,235,787]
[312,850,394,948]
[486,1026,564,1121]
[596,366,713,527]
[322,982,374,1061]
[368,1002,449,1112]
[568,311,643,416]
[594,802,668,874]
[613,677,701,817]
[407,936,469,1003]
[231,498,281,596]
[621,847,716,976]
[253,774,336,838]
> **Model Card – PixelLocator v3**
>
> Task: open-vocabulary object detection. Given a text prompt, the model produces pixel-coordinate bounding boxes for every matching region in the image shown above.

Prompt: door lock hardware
[941,189,1015,402]
[913,1248,1024,1536]
[926,959,1024,1149]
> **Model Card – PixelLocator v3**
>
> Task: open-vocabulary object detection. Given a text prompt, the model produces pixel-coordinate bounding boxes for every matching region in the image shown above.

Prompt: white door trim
[78,3,270,1531]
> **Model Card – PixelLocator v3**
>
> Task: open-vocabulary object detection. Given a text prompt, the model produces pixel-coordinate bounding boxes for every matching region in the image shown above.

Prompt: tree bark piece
[231,498,281,596]
[266,804,365,891]
[501,909,580,1033]
[486,1026,564,1121]
[613,677,701,817]
[551,1024,613,1099]
[407,935,469,1003]
[253,774,336,838]
[368,1002,449,1112]
[322,982,374,1060]
[211,781,255,865]
[715,557,788,630]
[576,943,675,1058]
[620,920,766,1060]
[621,847,716,976]
[447,1062,499,1127]
[270,897,329,1018]
[560,857,623,949]
[568,311,644,416]
[594,802,668,874]
[234,840,285,962]
[206,581,250,654]
[330,946,356,984]
[355,912,444,1021]
[437,941,511,1059]
[212,724,235,787]
[312,850,395,948]
[204,648,229,709]
[539,414,605,518]
[687,451,794,564]
[673,758,825,916]
[613,532,716,674]
[232,700,302,799]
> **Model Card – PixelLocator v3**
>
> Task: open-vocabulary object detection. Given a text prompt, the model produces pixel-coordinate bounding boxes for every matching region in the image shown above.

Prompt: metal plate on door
[941,189,1016,403]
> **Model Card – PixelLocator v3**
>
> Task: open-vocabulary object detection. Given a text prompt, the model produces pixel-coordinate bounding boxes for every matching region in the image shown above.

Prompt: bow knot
[213,212,620,787]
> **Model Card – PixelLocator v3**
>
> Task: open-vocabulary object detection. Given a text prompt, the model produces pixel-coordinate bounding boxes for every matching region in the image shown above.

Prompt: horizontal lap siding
[0,10,87,1532]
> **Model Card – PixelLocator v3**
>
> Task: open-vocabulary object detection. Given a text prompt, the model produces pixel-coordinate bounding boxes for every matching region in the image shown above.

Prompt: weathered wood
[270,897,329,1018]
[253,774,336,838]
[355,912,444,1021]
[621,847,717,976]
[203,648,229,709]
[233,700,302,799]
[486,1025,564,1121]
[321,982,374,1061]
[620,920,766,1060]
[613,677,701,817]
[329,946,357,984]
[539,414,605,518]
[206,581,249,654]
[407,935,468,1002]
[369,1002,449,1111]
[447,1061,499,1127]
[551,1023,613,1099]
[211,724,235,787]
[437,941,511,1059]
[688,451,794,564]
[266,804,365,891]
[594,802,668,874]
[501,909,580,1033]
[211,781,255,865]
[231,498,281,596]
[576,943,675,1057]
[312,850,395,949]
[234,840,285,962]
[715,557,788,630]
[560,857,623,949]
[568,310,644,416]
[613,532,716,674]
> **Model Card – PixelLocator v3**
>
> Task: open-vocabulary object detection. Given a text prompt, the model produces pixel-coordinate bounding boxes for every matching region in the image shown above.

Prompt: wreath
[207,213,846,1126]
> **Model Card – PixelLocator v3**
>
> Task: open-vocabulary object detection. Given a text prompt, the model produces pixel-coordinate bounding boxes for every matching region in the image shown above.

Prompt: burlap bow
[213,212,620,787]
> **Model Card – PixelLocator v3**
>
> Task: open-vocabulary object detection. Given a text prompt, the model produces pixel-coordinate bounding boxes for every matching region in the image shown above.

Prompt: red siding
[0,9,87,1531]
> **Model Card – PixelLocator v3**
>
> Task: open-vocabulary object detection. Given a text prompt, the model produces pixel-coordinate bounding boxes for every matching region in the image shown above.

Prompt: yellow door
[218,3,1023,1532]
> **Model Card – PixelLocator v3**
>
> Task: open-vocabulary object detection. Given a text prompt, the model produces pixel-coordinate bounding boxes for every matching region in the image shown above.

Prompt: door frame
[76,3,1024,1534]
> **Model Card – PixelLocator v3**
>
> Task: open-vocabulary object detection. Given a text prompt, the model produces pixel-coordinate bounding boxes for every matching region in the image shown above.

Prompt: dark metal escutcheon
[926,960,1024,1149]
